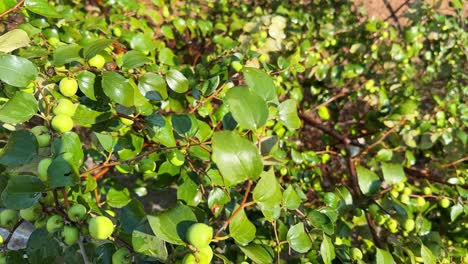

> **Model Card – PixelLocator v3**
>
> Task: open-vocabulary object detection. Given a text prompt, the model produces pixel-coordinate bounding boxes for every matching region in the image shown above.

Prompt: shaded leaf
[239,244,274,264]
[225,86,268,130]
[356,166,381,195]
[0,130,38,167]
[229,206,256,245]
[287,223,312,253]
[102,72,134,107]
[243,67,276,101]
[1,175,44,209]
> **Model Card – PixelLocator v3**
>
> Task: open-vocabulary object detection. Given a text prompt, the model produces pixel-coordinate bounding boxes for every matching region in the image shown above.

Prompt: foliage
[0,0,466,263]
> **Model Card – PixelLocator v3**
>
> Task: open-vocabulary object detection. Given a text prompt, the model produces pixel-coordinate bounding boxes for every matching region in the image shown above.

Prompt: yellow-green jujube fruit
[0,209,18,229]
[89,216,114,240]
[52,115,74,133]
[59,77,78,97]
[112,248,132,264]
[186,223,213,249]
[439,198,450,208]
[46,214,64,233]
[37,158,52,182]
[67,204,87,222]
[20,203,43,222]
[317,105,330,121]
[63,225,80,245]
[182,246,213,264]
[31,125,51,147]
[53,99,76,116]
[88,54,106,69]
[403,219,415,232]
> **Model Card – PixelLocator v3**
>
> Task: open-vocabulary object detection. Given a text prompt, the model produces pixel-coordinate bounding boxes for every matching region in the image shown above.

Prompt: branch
[384,0,411,21]
[359,118,406,156]
[2,219,24,249]
[382,0,403,34]
[440,157,468,168]
[215,180,253,237]
[0,0,25,18]
[77,238,91,264]
[272,221,281,264]
[365,211,384,248]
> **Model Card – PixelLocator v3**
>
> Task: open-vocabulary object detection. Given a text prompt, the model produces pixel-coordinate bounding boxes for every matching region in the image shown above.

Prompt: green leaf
[132,230,168,261]
[24,0,60,18]
[212,131,263,186]
[0,130,38,167]
[421,244,436,264]
[239,244,274,264]
[253,169,282,221]
[122,50,150,69]
[138,73,168,100]
[0,55,38,87]
[243,67,276,101]
[1,175,44,209]
[356,166,381,195]
[26,228,61,263]
[177,174,201,206]
[0,0,16,13]
[283,185,302,210]
[82,39,112,59]
[119,199,146,234]
[278,99,301,129]
[225,86,268,130]
[107,188,131,208]
[229,206,256,245]
[52,132,84,167]
[76,70,96,100]
[171,114,192,135]
[53,44,82,66]
[158,47,176,65]
[320,234,335,264]
[287,223,312,253]
[381,163,406,185]
[307,210,334,235]
[450,203,464,221]
[0,29,31,53]
[102,72,134,107]
[166,69,189,93]
[48,153,79,188]
[147,203,197,245]
[0,92,38,124]
[146,115,176,147]
[207,187,231,217]
[376,248,394,264]
[116,133,144,160]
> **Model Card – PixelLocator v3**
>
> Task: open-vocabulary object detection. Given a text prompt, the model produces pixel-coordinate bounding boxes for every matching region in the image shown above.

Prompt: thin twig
[189,82,228,114]
[0,0,25,18]
[440,157,468,168]
[215,180,253,237]
[62,188,70,209]
[384,0,411,21]
[2,219,24,249]
[272,221,281,264]
[382,0,403,34]
[77,237,91,264]
[365,212,384,248]
[359,118,406,156]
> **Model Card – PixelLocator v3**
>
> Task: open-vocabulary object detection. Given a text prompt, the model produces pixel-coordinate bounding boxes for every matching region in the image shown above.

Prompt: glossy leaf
[229,206,256,245]
[278,99,301,129]
[132,230,168,261]
[320,234,335,264]
[421,244,436,264]
[0,130,38,167]
[166,69,189,93]
[0,55,37,87]
[138,73,168,100]
[212,131,263,186]
[239,244,274,264]
[243,67,276,101]
[24,0,60,18]
[147,203,197,245]
[356,166,381,195]
[1,175,44,209]
[76,70,96,100]
[253,169,282,221]
[287,223,312,253]
[0,92,38,124]
[0,29,30,53]
[381,163,406,185]
[225,86,268,130]
[102,72,134,107]
[376,248,394,264]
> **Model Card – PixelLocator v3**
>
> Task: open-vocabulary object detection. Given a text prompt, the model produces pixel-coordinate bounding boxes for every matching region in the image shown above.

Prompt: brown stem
[384,0,411,21]
[359,119,406,156]
[272,221,281,264]
[440,157,468,168]
[215,180,253,237]
[365,211,384,248]
[62,188,70,209]
[0,0,25,18]
[190,81,231,114]
[382,0,403,34]
[2,219,24,249]
[93,167,110,180]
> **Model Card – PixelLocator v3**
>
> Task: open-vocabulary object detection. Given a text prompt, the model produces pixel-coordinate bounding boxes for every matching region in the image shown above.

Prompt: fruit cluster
[182,223,214,264]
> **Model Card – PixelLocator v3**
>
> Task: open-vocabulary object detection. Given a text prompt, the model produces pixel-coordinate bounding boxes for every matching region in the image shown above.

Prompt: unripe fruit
[317,105,330,121]
[20,203,42,222]
[59,77,78,97]
[182,246,213,264]
[89,216,114,240]
[112,248,132,264]
[416,196,426,207]
[53,99,76,116]
[88,54,106,69]
[403,219,415,232]
[67,204,87,222]
[47,214,64,233]
[387,218,398,233]
[63,225,79,245]
[37,158,52,182]
[400,194,410,204]
[439,198,450,208]
[0,235,3,245]
[0,209,18,228]
[231,61,243,72]
[169,151,185,167]
[402,187,412,196]
[186,223,213,249]
[394,182,405,192]
[350,247,363,260]
[34,217,47,229]
[52,114,74,133]
[31,126,51,147]
[422,187,432,195]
